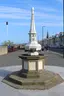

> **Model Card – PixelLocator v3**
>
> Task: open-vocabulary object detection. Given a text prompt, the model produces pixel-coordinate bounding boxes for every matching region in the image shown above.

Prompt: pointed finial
[32,7,34,10]
[31,7,34,14]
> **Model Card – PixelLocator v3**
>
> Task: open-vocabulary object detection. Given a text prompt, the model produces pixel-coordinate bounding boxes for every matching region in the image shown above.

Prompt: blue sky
[0,0,63,44]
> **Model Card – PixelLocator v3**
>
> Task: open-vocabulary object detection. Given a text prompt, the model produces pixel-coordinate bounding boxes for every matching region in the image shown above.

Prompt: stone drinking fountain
[2,7,63,90]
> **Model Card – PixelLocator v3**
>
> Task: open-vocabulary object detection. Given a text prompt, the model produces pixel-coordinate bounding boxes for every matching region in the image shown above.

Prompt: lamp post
[42,26,45,47]
[6,22,8,39]
[59,32,64,58]
[46,30,49,46]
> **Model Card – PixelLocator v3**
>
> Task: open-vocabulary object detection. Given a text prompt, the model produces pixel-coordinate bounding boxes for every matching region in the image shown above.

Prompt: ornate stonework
[25,7,41,52]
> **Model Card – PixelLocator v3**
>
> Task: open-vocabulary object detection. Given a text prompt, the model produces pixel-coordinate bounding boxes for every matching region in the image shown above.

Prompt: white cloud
[0,6,62,21]
[35,12,63,21]
[0,13,30,19]
[0,6,30,19]
[0,6,30,14]
[10,22,29,26]
[10,22,63,27]
[37,22,63,27]
[35,7,58,12]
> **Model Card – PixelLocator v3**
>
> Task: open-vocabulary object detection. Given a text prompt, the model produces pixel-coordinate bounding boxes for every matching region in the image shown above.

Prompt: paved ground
[0,51,64,96]
[0,50,64,67]
[0,65,64,96]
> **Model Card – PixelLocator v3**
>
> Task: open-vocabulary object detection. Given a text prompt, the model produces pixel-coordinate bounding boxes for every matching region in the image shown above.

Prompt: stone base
[19,55,45,71]
[2,70,64,90]
[19,69,40,78]
[28,51,39,56]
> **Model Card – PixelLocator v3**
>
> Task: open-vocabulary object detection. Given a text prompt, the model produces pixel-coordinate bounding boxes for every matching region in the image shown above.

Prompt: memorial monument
[25,7,41,52]
[19,7,45,73]
[2,7,63,90]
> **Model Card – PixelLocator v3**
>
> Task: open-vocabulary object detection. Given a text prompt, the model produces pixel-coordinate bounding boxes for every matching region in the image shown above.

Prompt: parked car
[8,46,17,52]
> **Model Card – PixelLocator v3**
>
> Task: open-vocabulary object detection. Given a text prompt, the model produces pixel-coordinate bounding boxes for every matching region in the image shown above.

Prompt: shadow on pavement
[0,69,11,77]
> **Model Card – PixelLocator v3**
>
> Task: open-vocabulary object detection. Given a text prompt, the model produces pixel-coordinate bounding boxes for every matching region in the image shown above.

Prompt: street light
[6,22,8,37]
[42,26,45,47]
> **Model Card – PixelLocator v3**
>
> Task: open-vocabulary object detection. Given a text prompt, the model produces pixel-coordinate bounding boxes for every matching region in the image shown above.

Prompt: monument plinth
[2,7,63,90]
[19,55,45,73]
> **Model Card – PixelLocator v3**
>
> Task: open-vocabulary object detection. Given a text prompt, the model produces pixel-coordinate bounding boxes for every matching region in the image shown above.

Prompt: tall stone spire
[30,7,36,33]
[29,7,37,43]
[25,7,41,52]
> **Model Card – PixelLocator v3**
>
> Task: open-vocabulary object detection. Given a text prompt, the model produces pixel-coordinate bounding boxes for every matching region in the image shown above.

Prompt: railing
[49,47,64,54]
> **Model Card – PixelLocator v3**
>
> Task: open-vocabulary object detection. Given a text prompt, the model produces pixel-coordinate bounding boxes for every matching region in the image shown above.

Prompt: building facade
[39,32,64,47]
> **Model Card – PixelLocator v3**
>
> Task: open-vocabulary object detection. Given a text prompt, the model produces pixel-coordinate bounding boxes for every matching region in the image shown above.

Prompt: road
[0,50,24,67]
[45,50,64,67]
[0,50,64,67]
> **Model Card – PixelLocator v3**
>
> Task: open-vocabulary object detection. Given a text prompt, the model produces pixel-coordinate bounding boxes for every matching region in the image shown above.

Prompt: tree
[2,40,14,46]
